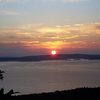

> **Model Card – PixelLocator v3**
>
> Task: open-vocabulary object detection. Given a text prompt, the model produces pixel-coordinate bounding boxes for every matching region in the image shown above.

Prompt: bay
[0,60,100,94]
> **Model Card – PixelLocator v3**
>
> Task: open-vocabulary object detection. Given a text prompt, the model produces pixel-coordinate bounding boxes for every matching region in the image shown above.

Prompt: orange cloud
[38,27,66,33]
[0,22,100,51]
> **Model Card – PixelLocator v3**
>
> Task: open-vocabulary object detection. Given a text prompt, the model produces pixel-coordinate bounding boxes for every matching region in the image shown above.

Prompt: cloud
[42,0,89,3]
[0,0,27,3]
[1,24,100,56]
[0,10,21,15]
[0,0,89,3]
[0,0,19,3]
[0,22,100,54]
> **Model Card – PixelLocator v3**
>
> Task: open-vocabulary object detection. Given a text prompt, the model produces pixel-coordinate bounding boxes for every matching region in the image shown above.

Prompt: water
[0,60,100,94]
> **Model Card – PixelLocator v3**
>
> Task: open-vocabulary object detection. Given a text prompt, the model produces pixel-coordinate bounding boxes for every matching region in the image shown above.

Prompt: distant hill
[0,54,100,61]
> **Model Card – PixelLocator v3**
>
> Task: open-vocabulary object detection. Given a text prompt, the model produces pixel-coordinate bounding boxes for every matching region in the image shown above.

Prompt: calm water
[0,60,100,94]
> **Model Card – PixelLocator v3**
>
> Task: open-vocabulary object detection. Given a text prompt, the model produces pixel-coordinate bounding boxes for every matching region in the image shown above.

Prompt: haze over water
[0,60,100,94]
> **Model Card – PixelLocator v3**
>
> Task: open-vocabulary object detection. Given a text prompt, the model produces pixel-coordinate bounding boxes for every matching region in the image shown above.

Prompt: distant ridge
[0,54,100,62]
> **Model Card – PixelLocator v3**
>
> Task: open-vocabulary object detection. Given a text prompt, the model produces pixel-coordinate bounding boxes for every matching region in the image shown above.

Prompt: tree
[0,70,4,80]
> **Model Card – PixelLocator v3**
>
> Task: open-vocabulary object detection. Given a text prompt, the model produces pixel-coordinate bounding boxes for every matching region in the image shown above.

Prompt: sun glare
[51,50,57,55]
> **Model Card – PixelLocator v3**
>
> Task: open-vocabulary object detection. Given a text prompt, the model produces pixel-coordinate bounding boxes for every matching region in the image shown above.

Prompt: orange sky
[0,23,100,56]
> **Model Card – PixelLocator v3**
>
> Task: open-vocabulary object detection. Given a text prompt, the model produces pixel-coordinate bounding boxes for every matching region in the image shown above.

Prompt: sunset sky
[0,0,100,56]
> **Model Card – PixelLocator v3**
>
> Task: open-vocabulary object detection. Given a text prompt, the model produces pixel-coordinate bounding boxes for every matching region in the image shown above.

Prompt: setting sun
[51,50,57,55]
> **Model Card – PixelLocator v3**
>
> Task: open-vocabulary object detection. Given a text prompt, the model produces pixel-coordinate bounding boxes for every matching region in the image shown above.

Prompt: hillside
[0,54,100,62]
[0,87,100,100]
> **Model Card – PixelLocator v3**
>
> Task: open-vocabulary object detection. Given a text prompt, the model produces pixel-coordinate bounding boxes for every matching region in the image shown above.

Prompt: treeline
[0,54,100,61]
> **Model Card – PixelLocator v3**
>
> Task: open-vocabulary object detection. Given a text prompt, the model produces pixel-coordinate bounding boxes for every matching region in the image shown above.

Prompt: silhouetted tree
[0,88,4,96]
[0,70,4,80]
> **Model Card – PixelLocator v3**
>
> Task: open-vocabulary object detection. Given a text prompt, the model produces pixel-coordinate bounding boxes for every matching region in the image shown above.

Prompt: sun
[51,50,57,55]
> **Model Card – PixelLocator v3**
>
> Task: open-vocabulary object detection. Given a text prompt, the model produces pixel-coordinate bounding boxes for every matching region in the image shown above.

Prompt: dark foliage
[0,70,4,80]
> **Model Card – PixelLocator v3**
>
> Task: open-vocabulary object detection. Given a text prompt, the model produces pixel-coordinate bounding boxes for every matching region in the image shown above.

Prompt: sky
[0,0,100,56]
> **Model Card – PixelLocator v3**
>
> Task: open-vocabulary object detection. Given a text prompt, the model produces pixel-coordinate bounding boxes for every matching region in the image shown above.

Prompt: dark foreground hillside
[0,87,100,100]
